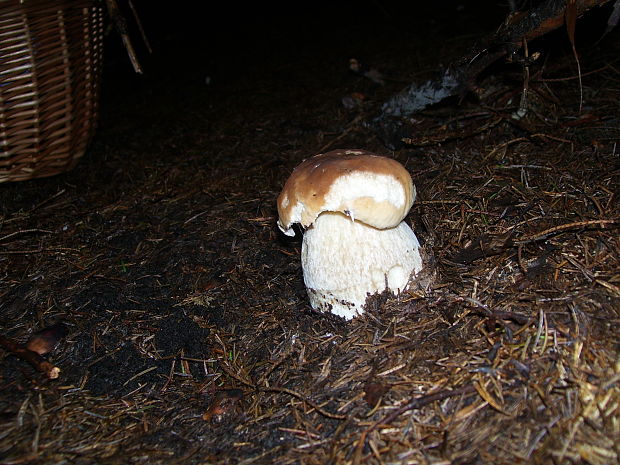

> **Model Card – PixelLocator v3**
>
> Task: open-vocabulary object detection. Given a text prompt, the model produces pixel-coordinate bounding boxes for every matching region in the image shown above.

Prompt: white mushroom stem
[301,212,423,320]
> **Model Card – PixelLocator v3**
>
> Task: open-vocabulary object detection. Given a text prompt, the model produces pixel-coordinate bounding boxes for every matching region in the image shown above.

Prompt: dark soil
[1,1,619,464]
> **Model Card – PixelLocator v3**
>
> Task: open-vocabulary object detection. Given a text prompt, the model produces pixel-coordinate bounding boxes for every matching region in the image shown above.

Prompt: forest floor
[1,3,619,464]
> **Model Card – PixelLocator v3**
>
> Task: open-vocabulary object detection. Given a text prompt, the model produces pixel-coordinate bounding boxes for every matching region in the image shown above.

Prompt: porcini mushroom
[277,149,423,319]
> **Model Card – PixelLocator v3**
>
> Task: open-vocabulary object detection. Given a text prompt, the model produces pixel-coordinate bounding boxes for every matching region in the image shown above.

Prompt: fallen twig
[353,385,476,465]
[259,386,347,420]
[515,218,619,244]
[454,295,533,326]
[383,384,475,425]
[401,115,503,146]
[106,0,143,73]
[0,228,51,243]
[372,0,613,147]
[128,0,151,54]
[218,358,346,420]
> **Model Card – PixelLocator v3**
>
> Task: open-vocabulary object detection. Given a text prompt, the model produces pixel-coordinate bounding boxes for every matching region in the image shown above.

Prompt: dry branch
[380,384,476,426]
[218,353,347,420]
[515,218,620,243]
[353,385,477,465]
[372,0,614,147]
[106,0,143,73]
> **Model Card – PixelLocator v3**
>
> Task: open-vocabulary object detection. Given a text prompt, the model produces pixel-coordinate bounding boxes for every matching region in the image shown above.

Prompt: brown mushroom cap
[277,149,415,235]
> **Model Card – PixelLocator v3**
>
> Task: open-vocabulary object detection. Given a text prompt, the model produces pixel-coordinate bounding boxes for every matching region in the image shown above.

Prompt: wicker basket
[0,0,104,182]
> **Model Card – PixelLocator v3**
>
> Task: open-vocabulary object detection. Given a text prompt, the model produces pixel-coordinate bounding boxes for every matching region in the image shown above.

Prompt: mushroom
[277,149,423,319]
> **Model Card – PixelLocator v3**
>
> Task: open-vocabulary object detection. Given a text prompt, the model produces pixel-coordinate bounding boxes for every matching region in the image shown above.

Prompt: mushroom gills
[301,211,422,319]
